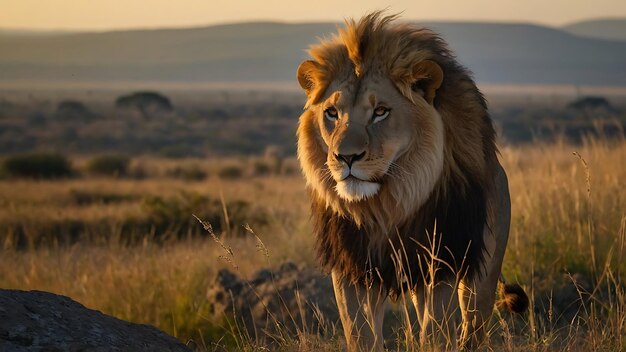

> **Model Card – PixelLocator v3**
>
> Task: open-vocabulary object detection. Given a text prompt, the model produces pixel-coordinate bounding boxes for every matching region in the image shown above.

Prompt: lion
[295,12,529,351]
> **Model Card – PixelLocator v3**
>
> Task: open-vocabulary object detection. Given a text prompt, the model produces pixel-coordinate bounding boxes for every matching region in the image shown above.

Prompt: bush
[251,161,271,177]
[166,165,208,181]
[2,152,73,179]
[218,165,243,180]
[281,163,299,176]
[86,155,130,177]
[141,191,267,236]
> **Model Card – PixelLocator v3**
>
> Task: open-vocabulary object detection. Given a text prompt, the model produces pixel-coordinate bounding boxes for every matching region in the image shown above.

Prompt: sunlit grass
[0,140,625,350]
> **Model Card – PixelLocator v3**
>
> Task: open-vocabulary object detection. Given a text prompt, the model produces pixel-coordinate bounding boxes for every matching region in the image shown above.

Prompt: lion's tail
[496,275,529,314]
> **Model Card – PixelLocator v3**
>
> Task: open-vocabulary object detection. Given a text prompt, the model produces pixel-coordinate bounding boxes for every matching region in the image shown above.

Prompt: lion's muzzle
[333,151,366,169]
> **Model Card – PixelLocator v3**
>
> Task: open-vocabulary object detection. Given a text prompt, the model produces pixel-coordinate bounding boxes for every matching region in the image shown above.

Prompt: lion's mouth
[340,174,366,182]
[334,177,381,202]
[339,170,385,183]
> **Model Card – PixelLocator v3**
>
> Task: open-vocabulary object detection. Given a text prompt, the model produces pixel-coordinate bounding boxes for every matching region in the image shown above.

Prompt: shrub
[251,161,271,177]
[218,165,243,180]
[86,155,130,177]
[281,163,299,176]
[141,191,266,236]
[2,152,72,179]
[166,165,208,181]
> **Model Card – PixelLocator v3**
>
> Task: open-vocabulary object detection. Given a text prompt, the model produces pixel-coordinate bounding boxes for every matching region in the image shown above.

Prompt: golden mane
[297,11,499,293]
[304,12,450,107]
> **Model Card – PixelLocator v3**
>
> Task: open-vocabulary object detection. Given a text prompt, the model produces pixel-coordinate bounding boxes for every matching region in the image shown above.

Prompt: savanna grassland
[0,140,624,351]
[0,89,625,351]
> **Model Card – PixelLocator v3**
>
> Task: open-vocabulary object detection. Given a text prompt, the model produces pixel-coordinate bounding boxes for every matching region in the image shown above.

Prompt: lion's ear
[410,60,443,105]
[297,60,322,97]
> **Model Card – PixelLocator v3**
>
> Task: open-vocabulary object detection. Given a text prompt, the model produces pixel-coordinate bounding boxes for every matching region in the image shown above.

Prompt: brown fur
[297,12,499,296]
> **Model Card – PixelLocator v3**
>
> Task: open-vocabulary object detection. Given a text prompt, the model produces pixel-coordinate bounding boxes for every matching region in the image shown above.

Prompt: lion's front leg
[331,270,387,352]
[419,280,460,351]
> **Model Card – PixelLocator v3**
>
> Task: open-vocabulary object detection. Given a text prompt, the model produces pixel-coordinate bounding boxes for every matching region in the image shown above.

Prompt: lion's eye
[324,107,339,121]
[372,106,390,123]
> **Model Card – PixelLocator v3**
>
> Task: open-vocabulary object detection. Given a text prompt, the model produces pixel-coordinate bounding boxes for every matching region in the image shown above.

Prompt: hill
[1,21,625,86]
[562,18,626,42]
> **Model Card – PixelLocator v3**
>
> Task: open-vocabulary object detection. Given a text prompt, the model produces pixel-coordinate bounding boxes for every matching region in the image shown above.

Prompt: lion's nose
[334,151,366,167]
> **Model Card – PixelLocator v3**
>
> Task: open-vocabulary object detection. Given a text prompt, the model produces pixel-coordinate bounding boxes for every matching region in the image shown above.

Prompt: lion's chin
[335,178,380,202]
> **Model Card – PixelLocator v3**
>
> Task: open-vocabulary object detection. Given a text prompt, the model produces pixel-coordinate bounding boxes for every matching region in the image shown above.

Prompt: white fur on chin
[335,179,381,202]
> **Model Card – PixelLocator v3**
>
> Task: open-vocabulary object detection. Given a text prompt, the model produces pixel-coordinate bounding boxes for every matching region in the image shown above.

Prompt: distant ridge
[1,20,625,86]
[562,18,626,41]
[0,29,77,36]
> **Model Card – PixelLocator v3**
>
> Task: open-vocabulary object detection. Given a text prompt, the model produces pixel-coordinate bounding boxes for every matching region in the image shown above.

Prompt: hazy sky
[2,0,626,31]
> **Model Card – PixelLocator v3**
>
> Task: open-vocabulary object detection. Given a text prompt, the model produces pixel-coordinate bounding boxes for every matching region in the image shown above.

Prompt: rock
[206,262,338,341]
[0,289,191,352]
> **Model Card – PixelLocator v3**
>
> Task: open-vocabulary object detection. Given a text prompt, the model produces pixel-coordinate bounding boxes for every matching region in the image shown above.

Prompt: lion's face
[298,61,446,213]
[315,75,430,202]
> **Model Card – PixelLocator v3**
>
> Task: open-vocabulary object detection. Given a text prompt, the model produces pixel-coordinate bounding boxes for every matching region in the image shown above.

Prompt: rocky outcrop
[206,262,338,340]
[0,289,190,352]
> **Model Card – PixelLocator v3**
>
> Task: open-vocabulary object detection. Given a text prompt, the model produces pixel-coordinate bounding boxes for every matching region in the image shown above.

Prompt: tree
[55,100,95,122]
[567,96,616,114]
[115,91,173,119]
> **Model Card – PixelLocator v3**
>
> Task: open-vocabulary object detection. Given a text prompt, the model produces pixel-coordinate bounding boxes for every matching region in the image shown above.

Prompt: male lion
[296,12,529,351]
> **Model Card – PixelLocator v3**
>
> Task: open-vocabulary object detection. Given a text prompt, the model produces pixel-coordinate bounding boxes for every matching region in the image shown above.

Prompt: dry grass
[0,140,625,350]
